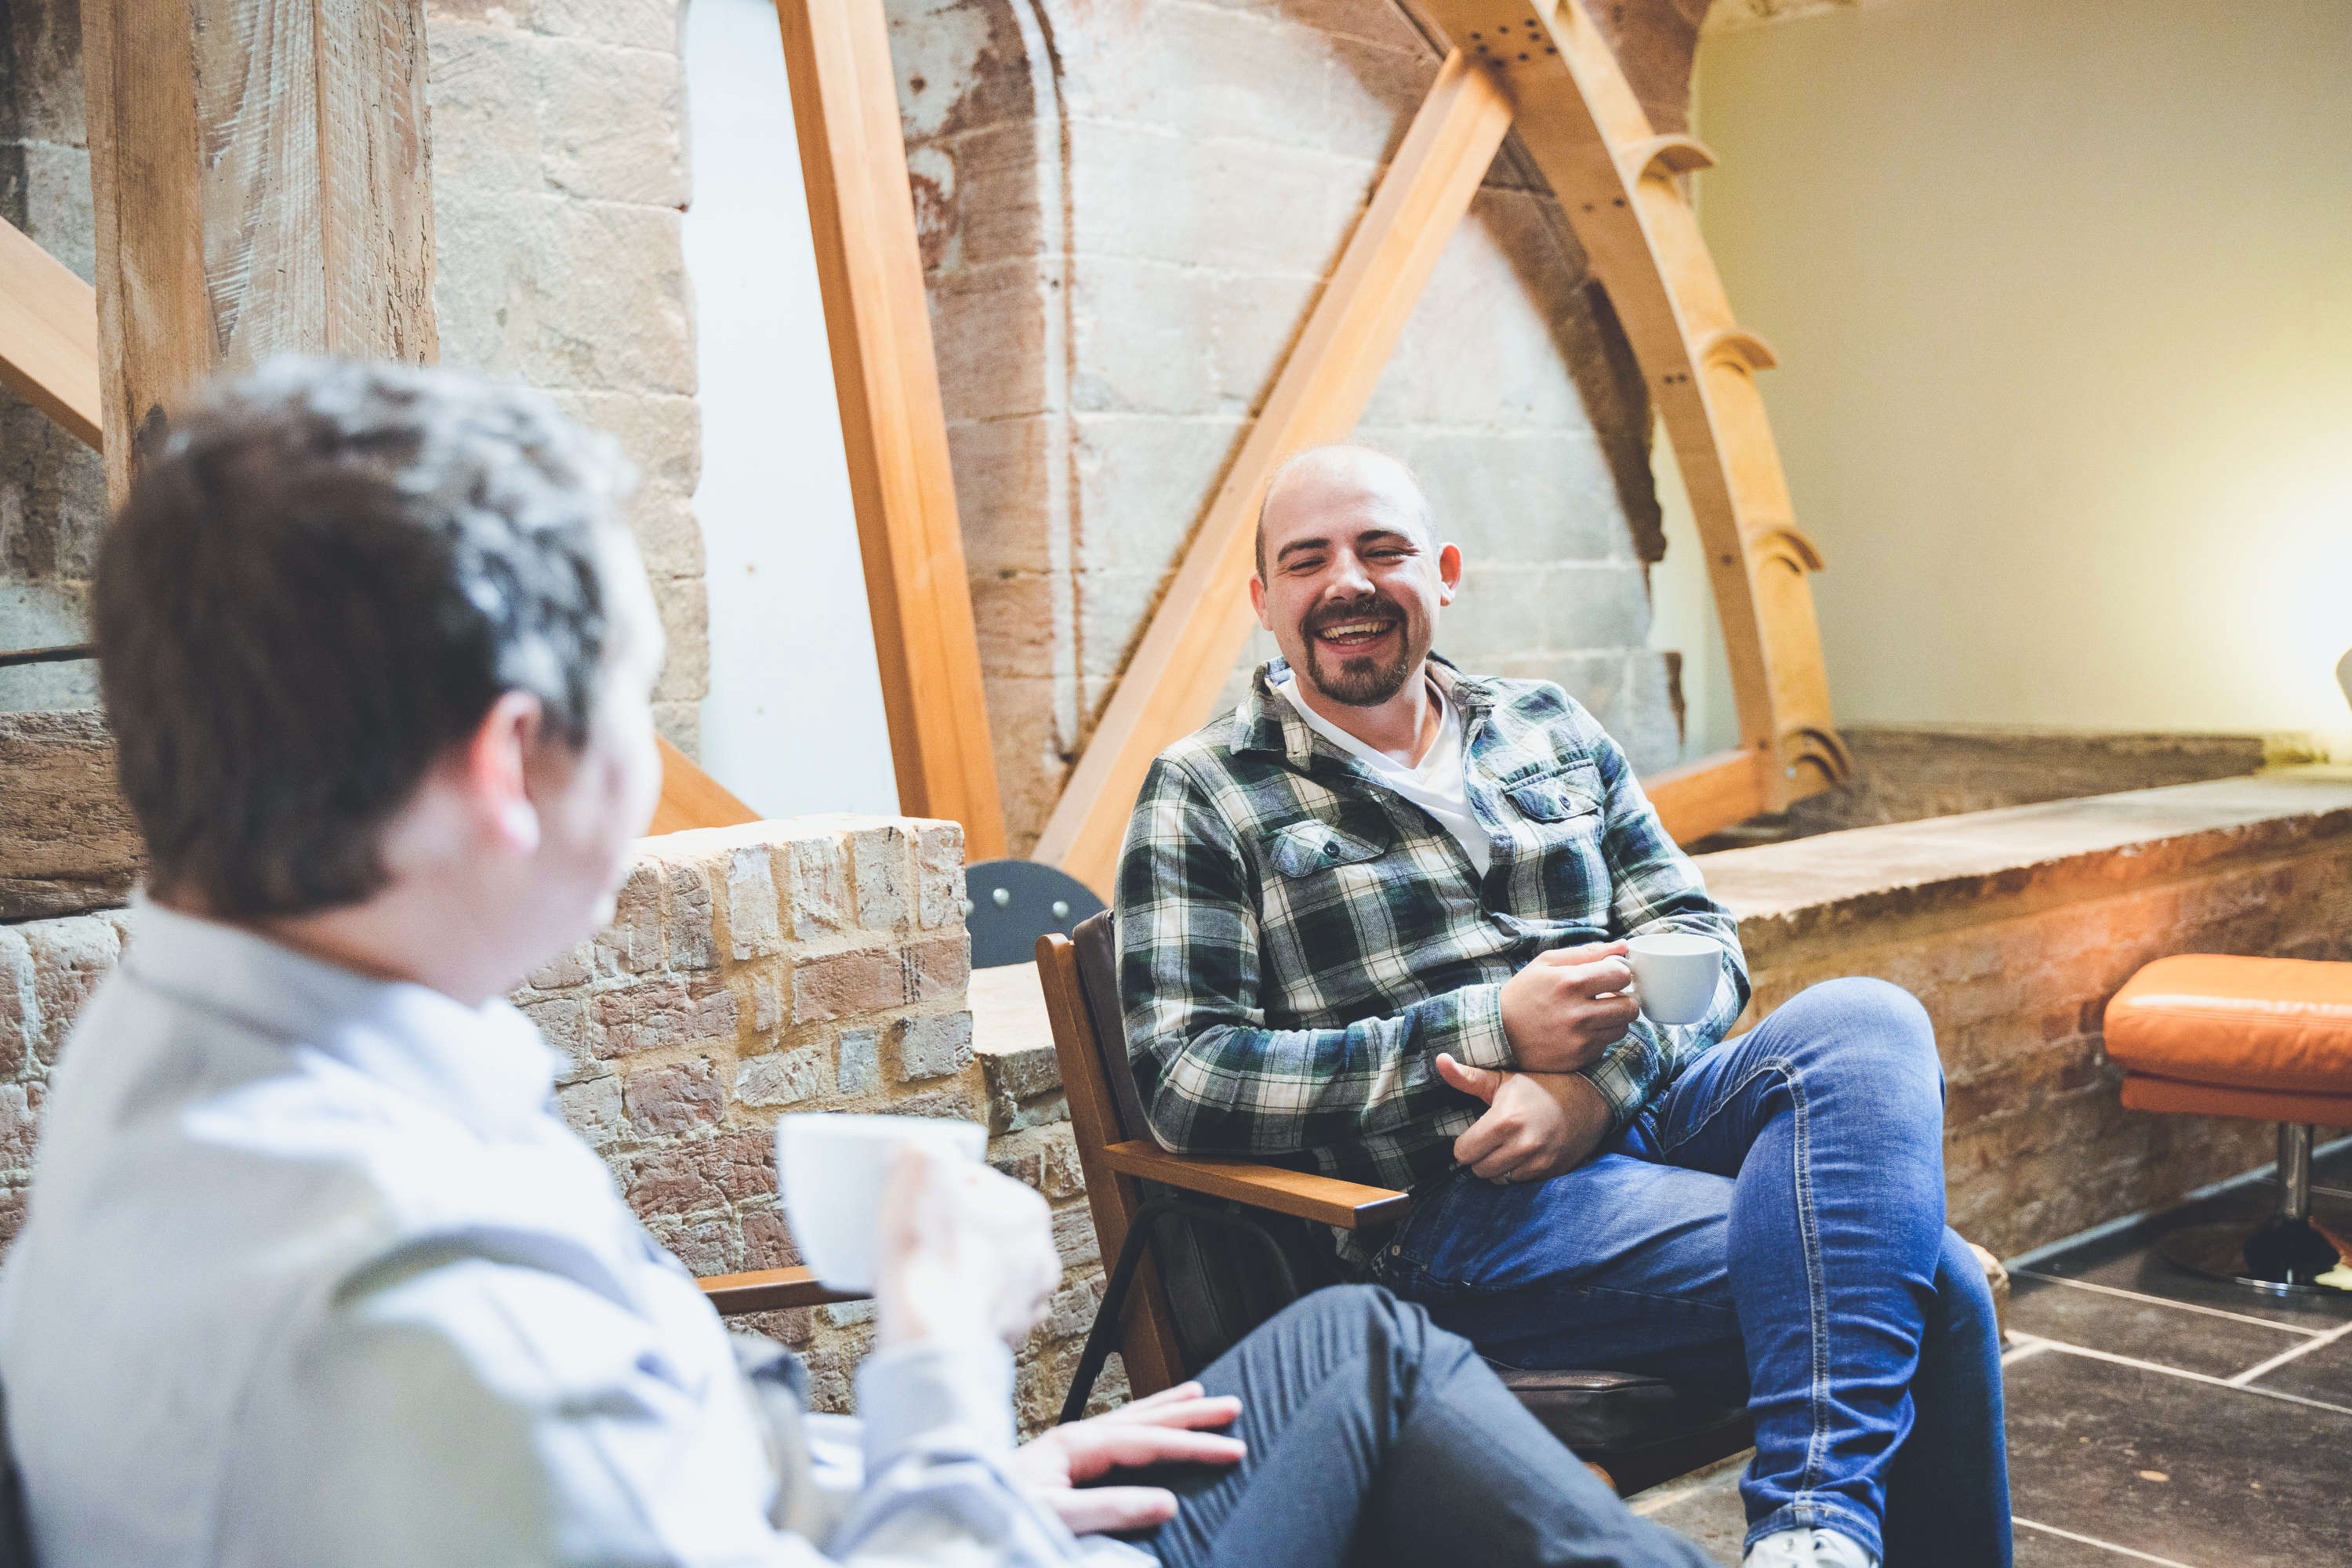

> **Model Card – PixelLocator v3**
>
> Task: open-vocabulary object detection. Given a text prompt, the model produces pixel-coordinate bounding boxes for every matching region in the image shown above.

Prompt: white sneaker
[1742,1527,1878,1568]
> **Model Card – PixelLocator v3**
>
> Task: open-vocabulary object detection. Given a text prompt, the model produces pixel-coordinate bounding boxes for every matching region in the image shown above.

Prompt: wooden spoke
[771,0,1008,859]
[649,736,763,836]
[1032,49,1517,896]
[0,216,101,449]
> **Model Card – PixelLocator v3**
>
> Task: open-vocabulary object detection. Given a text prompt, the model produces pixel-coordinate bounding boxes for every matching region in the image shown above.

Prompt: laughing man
[1116,445,2012,1568]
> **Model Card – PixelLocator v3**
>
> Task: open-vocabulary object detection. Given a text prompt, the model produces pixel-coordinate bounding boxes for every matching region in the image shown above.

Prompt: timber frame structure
[0,0,1842,872]
[1034,0,1849,896]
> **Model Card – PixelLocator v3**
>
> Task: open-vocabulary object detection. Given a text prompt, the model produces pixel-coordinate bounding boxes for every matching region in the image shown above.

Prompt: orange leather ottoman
[2105,954,2352,1295]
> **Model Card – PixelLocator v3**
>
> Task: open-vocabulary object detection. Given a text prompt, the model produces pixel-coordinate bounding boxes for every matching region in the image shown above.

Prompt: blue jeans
[1370,978,2011,1566]
[1138,1285,1715,1568]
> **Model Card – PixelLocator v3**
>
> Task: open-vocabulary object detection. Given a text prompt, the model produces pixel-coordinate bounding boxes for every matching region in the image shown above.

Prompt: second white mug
[776,1112,989,1291]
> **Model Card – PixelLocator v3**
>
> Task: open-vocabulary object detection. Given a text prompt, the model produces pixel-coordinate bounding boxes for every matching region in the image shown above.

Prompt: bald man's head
[1248,445,1459,709]
[1254,445,1436,582]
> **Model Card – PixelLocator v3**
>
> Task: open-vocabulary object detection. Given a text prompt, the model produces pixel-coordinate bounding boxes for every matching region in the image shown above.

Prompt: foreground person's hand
[875,1145,1061,1350]
[1436,1053,1613,1184]
[1498,940,1639,1073]
[1010,1381,1247,1534]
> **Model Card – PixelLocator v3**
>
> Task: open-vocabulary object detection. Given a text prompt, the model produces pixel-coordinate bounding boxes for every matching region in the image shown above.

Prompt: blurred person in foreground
[0,359,1715,1568]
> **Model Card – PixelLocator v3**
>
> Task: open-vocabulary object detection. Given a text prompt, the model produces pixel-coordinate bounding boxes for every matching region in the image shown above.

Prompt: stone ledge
[1698,768,2352,955]
[971,960,1065,1132]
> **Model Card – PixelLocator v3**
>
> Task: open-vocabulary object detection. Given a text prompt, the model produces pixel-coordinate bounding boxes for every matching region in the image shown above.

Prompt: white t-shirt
[1276,672,1490,877]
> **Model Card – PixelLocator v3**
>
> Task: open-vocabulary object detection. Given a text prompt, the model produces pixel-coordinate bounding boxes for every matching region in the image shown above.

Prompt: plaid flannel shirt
[1116,656,1749,1232]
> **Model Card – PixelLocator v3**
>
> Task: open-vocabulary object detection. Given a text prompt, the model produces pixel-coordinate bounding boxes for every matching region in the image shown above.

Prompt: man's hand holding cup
[1498,939,1639,1072]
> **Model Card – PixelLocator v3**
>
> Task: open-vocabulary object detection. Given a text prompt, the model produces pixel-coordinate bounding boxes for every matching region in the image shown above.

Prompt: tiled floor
[1632,1147,2352,1566]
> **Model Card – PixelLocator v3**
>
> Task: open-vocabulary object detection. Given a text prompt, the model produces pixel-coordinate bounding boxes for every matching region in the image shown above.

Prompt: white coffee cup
[776,1112,989,1291]
[1628,932,1722,1026]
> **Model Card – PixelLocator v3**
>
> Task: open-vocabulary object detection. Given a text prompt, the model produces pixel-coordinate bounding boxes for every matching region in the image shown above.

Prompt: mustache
[1303,596,1405,635]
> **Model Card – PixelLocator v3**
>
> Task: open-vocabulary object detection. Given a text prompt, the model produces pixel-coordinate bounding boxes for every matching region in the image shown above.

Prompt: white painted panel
[1698,0,2352,752]
[683,0,900,817]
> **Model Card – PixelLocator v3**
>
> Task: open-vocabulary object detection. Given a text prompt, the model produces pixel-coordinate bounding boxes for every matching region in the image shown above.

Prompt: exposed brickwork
[0,711,140,920]
[500,817,1123,1429]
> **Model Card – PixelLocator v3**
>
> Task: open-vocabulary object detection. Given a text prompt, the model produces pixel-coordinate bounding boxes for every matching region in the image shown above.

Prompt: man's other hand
[1436,1054,1613,1184]
[876,1146,1061,1351]
[1011,1381,1247,1534]
[1498,940,1638,1073]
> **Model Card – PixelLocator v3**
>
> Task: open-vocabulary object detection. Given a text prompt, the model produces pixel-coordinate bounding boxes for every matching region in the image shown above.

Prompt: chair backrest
[1070,913,1152,1142]
[966,860,1108,969]
[1040,913,1345,1386]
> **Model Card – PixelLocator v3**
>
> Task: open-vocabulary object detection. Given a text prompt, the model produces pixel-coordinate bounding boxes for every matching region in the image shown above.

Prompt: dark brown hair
[95,357,632,918]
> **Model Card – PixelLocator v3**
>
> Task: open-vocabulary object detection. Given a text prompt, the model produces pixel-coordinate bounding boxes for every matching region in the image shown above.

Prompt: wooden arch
[1033,0,1849,897]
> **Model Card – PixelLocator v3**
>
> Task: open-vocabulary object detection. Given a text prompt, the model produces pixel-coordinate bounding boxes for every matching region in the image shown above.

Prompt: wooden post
[78,0,438,503]
[770,0,1009,859]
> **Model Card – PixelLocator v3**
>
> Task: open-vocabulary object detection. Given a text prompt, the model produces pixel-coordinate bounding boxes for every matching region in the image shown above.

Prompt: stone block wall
[0,814,1114,1432]
[0,0,709,749]
[896,0,1697,851]
[424,0,709,752]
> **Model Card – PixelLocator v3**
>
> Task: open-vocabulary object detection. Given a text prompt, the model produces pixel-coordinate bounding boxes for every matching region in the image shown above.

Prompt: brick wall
[0,815,1115,1431]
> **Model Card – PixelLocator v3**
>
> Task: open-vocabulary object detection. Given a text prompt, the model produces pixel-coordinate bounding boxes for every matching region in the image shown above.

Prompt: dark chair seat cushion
[1497,1366,1750,1455]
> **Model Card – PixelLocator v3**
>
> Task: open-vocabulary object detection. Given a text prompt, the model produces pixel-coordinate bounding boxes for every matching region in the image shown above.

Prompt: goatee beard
[1301,599,1421,707]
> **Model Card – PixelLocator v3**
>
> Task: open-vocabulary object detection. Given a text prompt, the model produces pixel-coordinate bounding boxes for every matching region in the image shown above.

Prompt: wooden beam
[1415,0,1848,806]
[649,735,763,837]
[0,217,101,448]
[1642,746,1769,846]
[770,0,1007,861]
[697,1264,864,1315]
[1032,50,1517,898]
[79,0,437,503]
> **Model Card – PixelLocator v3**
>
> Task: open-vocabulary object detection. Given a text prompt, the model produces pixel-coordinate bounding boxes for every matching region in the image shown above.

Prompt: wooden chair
[1038,913,1754,1497]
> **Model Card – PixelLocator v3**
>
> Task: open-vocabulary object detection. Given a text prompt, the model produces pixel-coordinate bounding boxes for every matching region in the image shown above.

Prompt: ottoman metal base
[2156,1123,2352,1297]
[2157,1209,2352,1297]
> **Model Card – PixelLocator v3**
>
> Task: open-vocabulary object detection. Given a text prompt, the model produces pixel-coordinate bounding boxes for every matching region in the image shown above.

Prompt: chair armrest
[698,1265,866,1316]
[1098,1141,1411,1229]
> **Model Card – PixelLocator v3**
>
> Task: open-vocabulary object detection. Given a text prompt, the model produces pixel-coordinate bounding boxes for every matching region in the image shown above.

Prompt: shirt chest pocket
[1498,762,1602,824]
[1266,818,1391,879]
